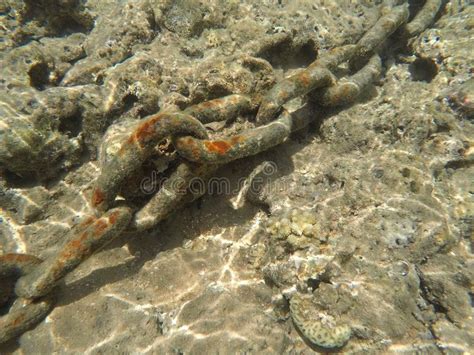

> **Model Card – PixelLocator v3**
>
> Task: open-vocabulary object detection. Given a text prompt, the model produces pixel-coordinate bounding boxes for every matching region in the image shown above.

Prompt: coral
[161,0,207,38]
[0,37,98,179]
[0,0,93,51]
[265,209,320,250]
[289,293,351,349]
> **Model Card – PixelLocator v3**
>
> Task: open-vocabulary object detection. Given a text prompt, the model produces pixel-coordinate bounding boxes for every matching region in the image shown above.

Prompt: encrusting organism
[266,209,320,249]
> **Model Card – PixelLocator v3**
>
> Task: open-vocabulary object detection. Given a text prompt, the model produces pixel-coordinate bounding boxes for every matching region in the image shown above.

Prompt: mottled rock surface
[1,0,473,353]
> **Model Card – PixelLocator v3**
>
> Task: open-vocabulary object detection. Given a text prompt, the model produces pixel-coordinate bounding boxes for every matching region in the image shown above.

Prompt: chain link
[0,0,444,344]
[0,254,54,343]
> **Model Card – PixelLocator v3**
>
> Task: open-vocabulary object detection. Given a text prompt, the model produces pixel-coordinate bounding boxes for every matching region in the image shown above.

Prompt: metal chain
[0,254,54,343]
[0,1,444,344]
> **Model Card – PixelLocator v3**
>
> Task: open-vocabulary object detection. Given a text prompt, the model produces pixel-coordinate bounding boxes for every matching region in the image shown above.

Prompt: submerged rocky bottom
[0,0,473,353]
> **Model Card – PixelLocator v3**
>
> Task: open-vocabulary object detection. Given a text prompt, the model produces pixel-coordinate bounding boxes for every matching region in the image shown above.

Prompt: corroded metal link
[310,44,357,72]
[15,207,132,299]
[0,254,42,307]
[256,45,358,124]
[132,162,217,232]
[404,0,443,37]
[175,108,315,164]
[351,4,410,67]
[0,253,42,278]
[184,94,255,124]
[256,67,333,124]
[0,295,54,344]
[314,54,383,107]
[176,54,383,164]
[91,112,208,211]
[0,254,54,344]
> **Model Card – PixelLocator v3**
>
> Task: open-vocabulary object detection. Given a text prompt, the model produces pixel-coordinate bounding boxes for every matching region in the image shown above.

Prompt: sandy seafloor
[0,0,473,353]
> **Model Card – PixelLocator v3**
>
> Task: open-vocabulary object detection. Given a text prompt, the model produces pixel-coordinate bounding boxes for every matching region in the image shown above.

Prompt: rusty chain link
[0,254,54,343]
[1,1,444,344]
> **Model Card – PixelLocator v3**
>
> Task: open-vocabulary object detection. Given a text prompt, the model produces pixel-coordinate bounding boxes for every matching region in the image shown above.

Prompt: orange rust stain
[91,188,105,207]
[68,239,85,253]
[298,70,311,87]
[204,140,232,154]
[80,229,91,241]
[230,135,244,145]
[204,135,244,155]
[93,219,109,236]
[108,211,120,224]
[61,231,91,259]
[1,254,34,263]
[125,113,163,146]
[177,137,201,161]
[200,99,222,109]
[133,118,157,142]
[12,313,26,327]
[79,216,96,228]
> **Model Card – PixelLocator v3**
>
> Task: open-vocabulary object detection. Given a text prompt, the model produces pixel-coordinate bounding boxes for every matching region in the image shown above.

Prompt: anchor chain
[1,1,444,344]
